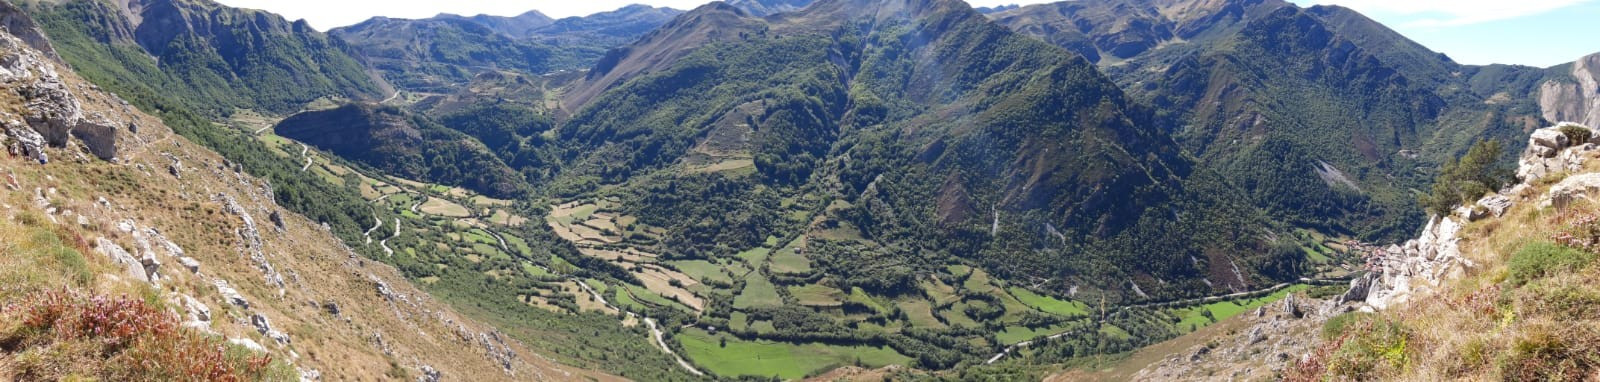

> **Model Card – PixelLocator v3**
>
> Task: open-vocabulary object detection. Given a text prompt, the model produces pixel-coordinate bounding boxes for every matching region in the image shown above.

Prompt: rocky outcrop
[1540,53,1600,129]
[0,0,59,62]
[1136,296,1340,380]
[95,237,150,283]
[1519,124,1600,182]
[1543,173,1600,211]
[1362,216,1473,310]
[0,31,126,161]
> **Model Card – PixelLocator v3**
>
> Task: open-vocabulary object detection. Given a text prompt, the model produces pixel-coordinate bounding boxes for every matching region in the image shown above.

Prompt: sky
[214,0,1600,68]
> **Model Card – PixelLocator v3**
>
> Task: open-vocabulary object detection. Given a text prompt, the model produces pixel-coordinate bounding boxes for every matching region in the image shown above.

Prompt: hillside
[17,0,386,115]
[274,103,530,199]
[0,26,608,381]
[991,0,1546,242]
[1098,123,1600,380]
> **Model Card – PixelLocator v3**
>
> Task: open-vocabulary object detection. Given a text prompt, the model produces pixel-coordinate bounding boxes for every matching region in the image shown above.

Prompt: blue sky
[214,0,1599,67]
[1290,0,1600,67]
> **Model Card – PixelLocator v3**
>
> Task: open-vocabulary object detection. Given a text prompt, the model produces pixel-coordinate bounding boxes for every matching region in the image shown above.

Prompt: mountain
[724,0,815,16]
[332,4,684,92]
[0,25,609,381]
[991,0,1546,240]
[274,103,530,198]
[331,16,584,91]
[562,0,1289,303]
[534,4,683,43]
[1539,52,1600,128]
[434,10,555,37]
[17,0,385,115]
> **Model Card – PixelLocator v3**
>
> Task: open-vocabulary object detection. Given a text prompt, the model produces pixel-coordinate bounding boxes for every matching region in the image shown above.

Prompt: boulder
[1339,272,1375,304]
[1542,173,1600,211]
[95,238,147,283]
[214,280,249,309]
[1531,128,1570,151]
[1477,195,1513,217]
[229,338,267,353]
[419,365,442,382]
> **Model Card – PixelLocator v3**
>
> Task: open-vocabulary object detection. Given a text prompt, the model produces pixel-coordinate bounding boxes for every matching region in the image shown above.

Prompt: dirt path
[364,210,383,244]
[379,217,398,257]
[298,144,311,172]
[647,318,705,377]
[573,275,704,376]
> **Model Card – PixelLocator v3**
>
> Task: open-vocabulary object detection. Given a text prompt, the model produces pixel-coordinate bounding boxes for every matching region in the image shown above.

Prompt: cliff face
[0,21,608,382]
[1540,53,1600,129]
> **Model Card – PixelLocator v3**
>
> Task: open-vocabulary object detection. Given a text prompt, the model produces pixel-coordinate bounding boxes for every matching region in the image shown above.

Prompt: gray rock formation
[418,365,442,382]
[215,279,250,309]
[1518,124,1600,183]
[1542,173,1600,211]
[1541,53,1600,129]
[95,237,149,283]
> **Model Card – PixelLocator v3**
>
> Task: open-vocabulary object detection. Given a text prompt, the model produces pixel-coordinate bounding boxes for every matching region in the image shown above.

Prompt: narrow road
[364,210,382,244]
[381,90,401,104]
[298,144,312,172]
[379,217,398,257]
[648,318,705,377]
[252,124,271,135]
[574,275,704,376]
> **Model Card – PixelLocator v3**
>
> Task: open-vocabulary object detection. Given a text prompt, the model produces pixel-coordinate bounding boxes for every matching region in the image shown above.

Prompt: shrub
[1322,312,1374,339]
[1506,242,1594,286]
[1559,124,1593,147]
[1323,318,1410,379]
[0,289,277,380]
[1499,323,1600,381]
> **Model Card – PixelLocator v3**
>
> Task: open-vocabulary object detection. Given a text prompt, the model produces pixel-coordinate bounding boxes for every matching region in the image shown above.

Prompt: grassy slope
[1293,160,1600,380]
[678,328,912,379]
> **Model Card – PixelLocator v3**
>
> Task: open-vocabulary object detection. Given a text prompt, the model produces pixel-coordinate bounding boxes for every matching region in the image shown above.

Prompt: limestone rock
[1477,195,1513,217]
[215,280,250,309]
[1531,128,1570,152]
[419,365,442,382]
[1542,173,1600,211]
[95,238,147,283]
[229,337,267,353]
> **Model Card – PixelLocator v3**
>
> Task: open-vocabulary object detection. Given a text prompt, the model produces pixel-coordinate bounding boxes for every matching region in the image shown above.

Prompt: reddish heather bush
[2,289,274,380]
[1552,211,1600,252]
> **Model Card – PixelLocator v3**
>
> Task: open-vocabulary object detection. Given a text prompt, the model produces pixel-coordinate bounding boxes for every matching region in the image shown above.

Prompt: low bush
[1506,242,1594,286]
[1559,124,1593,147]
[0,289,283,381]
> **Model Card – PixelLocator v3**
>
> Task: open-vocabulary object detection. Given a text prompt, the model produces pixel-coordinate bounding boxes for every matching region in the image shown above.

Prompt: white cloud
[216,0,1052,31]
[1298,0,1595,27]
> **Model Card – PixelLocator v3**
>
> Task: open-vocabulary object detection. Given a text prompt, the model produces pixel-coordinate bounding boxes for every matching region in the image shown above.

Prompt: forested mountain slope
[992,0,1549,241]
[17,0,385,115]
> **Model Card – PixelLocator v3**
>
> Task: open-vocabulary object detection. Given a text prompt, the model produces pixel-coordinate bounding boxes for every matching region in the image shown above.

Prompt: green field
[1172,284,1311,332]
[734,273,782,309]
[789,284,844,307]
[1008,287,1090,317]
[769,237,811,274]
[735,247,772,265]
[996,323,1072,344]
[899,299,946,328]
[678,328,912,379]
[847,287,890,315]
[669,260,734,284]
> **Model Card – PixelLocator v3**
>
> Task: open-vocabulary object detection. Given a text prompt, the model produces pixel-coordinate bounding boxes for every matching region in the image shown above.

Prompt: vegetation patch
[678,328,912,380]
[1008,287,1089,317]
[734,273,783,310]
[1507,241,1594,286]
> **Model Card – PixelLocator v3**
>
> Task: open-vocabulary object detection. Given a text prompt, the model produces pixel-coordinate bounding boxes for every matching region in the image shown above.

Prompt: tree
[1421,140,1511,216]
